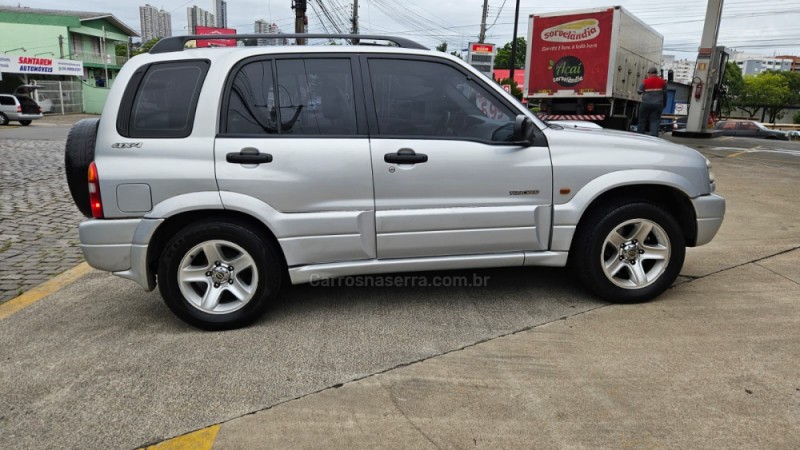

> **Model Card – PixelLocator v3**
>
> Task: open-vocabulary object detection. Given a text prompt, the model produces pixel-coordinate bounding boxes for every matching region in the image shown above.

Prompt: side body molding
[219,191,377,266]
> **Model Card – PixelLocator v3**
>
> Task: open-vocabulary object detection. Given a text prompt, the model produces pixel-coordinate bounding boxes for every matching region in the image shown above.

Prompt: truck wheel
[158,220,282,330]
[64,118,100,218]
[19,120,32,126]
[572,202,685,303]
[0,113,8,125]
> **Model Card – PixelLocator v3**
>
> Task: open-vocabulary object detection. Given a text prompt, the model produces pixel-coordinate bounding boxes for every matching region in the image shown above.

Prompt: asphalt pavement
[0,123,798,448]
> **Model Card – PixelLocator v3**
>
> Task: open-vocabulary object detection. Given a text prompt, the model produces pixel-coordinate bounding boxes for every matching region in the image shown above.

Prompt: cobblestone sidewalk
[0,139,85,302]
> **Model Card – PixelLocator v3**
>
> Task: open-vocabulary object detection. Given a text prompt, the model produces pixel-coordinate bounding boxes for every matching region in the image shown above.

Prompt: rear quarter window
[118,60,209,138]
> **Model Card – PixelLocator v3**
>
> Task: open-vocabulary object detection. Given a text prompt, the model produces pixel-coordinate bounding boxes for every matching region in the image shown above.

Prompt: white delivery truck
[525,5,663,129]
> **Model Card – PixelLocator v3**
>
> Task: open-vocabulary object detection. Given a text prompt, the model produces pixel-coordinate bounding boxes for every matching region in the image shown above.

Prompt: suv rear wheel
[0,113,8,126]
[572,201,685,303]
[158,220,282,330]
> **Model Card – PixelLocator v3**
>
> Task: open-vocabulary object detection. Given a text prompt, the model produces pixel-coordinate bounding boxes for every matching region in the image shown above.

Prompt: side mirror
[512,115,535,146]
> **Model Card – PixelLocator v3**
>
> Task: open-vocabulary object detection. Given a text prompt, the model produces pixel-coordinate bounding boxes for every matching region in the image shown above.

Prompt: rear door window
[123,60,209,138]
[275,59,358,135]
[222,58,359,136]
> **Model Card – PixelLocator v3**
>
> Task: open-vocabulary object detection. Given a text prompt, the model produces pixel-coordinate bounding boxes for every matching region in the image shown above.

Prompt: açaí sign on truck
[525,6,663,128]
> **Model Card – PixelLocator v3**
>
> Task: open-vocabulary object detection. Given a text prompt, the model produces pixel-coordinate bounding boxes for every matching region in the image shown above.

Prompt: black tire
[572,201,685,303]
[0,113,8,126]
[158,220,283,330]
[64,118,100,218]
[19,120,32,126]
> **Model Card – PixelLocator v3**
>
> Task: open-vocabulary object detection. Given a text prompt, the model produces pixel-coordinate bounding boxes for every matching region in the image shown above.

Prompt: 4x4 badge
[111,142,143,149]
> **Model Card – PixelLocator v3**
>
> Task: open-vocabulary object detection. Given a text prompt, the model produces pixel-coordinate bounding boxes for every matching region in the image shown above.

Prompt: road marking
[726,150,748,158]
[0,262,92,320]
[144,425,220,450]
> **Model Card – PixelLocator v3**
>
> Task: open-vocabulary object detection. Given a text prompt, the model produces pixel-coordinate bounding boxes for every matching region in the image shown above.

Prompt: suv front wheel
[573,202,685,303]
[158,220,282,330]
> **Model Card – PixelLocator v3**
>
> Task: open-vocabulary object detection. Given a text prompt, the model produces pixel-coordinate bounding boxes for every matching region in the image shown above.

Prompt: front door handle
[384,148,428,164]
[226,147,273,165]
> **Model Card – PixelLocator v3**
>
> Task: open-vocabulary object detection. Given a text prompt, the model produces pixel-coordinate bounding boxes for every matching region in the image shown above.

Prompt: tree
[720,62,743,117]
[436,42,448,52]
[774,70,800,106]
[493,37,526,70]
[739,72,792,122]
[115,43,129,58]
[134,37,162,55]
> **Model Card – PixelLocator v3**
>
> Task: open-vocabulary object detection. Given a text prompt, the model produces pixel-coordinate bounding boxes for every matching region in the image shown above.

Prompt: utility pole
[102,25,109,84]
[508,0,521,83]
[479,0,489,43]
[293,0,306,45]
[684,0,724,136]
[352,0,359,44]
[58,34,64,58]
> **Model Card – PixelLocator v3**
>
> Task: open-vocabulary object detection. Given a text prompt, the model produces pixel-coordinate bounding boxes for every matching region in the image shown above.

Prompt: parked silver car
[65,34,725,330]
[0,92,42,125]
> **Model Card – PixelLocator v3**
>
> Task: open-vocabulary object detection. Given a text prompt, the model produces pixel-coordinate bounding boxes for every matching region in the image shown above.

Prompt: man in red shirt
[637,67,667,136]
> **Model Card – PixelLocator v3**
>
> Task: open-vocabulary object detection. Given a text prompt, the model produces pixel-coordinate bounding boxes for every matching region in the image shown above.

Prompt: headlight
[706,158,715,191]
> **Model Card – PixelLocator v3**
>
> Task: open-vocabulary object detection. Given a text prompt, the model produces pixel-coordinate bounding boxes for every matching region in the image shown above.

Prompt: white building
[213,0,227,28]
[254,20,287,46]
[187,5,215,33]
[731,51,793,75]
[139,4,171,42]
[661,55,695,85]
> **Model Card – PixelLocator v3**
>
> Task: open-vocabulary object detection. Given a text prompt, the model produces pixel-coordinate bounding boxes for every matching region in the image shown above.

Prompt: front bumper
[78,218,162,291]
[691,193,726,246]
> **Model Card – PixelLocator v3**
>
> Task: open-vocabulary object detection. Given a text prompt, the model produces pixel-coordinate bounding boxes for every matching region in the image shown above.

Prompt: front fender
[554,169,700,226]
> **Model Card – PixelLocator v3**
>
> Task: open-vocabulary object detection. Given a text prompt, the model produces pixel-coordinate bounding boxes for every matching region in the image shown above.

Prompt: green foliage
[115,43,128,57]
[495,77,523,100]
[720,62,743,116]
[794,110,800,124]
[494,37,526,70]
[774,70,800,106]
[134,37,162,55]
[739,72,792,122]
[436,42,448,52]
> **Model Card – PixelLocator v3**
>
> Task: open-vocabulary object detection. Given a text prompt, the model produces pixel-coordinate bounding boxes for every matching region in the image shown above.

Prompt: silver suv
[65,34,725,330]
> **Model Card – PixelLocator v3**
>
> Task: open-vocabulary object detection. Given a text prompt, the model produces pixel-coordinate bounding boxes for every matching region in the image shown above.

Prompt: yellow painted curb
[145,425,221,450]
[0,262,93,320]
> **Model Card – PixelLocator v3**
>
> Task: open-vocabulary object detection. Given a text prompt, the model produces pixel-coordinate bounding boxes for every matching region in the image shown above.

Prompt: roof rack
[150,34,428,54]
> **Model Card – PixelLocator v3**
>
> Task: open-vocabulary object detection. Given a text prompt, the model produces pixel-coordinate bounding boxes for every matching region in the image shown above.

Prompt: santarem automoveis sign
[0,55,84,76]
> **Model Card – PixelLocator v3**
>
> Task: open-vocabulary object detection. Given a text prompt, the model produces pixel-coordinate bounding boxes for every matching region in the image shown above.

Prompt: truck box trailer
[525,6,663,129]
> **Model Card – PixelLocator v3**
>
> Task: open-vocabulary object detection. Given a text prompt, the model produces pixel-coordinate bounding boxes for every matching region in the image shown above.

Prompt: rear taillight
[38,107,42,113]
[16,105,21,113]
[88,162,103,218]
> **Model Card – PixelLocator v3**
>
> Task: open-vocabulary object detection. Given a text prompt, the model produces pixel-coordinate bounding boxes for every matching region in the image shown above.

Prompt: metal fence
[29,80,83,114]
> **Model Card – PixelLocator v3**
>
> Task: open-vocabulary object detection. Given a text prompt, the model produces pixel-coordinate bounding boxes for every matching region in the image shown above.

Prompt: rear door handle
[384,148,428,164]
[226,147,273,165]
